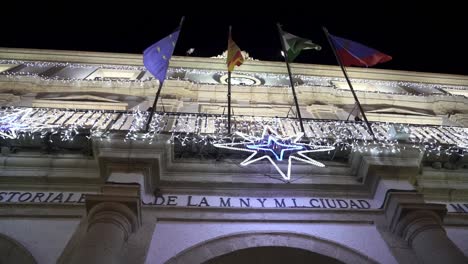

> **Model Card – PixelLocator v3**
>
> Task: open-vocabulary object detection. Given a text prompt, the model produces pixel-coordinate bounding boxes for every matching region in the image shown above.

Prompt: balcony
[1,107,467,156]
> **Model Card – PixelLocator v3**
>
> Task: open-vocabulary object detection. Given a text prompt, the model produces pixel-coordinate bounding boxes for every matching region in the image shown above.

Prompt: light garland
[1,56,467,179]
[0,106,467,161]
[2,60,468,97]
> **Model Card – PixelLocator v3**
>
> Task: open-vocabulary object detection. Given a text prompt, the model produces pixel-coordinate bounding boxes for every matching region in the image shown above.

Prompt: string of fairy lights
[2,60,468,97]
[1,59,468,160]
[1,107,468,157]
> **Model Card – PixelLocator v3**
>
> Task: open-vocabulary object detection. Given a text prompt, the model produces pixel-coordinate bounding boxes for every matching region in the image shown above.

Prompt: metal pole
[227,71,232,134]
[276,23,305,133]
[322,26,376,139]
[145,82,163,132]
[227,26,232,134]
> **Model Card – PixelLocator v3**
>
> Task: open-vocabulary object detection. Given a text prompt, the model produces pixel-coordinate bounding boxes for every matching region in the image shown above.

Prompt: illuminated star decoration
[214,126,334,181]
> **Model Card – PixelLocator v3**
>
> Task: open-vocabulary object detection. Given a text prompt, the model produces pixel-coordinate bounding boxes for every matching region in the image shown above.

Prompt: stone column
[69,184,141,264]
[385,192,467,264]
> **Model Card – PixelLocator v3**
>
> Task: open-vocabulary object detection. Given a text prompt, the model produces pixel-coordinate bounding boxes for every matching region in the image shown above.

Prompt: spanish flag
[227,32,244,72]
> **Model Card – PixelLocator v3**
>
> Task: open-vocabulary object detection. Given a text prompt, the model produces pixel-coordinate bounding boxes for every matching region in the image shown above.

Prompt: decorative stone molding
[93,138,169,194]
[85,184,141,233]
[0,233,37,264]
[92,137,424,197]
[383,192,467,264]
[0,155,101,181]
[394,209,445,245]
[349,148,422,185]
[0,93,20,106]
[67,184,142,264]
[87,203,136,241]
[383,192,446,239]
[166,231,378,264]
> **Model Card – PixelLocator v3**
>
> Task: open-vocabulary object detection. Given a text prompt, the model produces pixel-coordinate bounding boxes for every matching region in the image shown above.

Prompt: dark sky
[2,5,467,75]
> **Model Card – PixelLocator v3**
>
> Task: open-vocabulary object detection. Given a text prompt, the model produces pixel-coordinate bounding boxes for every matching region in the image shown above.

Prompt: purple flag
[143,28,180,83]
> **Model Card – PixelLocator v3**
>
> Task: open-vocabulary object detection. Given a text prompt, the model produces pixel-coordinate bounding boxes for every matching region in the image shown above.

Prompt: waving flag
[281,30,321,62]
[330,34,392,67]
[227,33,244,72]
[143,28,180,83]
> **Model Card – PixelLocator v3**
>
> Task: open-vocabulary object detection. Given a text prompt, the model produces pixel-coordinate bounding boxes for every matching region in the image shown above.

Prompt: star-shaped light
[246,133,303,161]
[214,126,335,181]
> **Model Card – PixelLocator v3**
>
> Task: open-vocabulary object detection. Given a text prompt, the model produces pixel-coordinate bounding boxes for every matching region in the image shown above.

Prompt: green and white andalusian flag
[282,31,321,62]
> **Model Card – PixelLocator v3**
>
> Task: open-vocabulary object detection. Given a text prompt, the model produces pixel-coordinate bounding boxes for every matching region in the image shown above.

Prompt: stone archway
[165,231,379,264]
[0,233,37,264]
[204,246,345,264]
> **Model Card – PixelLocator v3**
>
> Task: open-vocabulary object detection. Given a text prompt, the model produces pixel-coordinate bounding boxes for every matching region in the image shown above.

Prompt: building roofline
[1,47,467,86]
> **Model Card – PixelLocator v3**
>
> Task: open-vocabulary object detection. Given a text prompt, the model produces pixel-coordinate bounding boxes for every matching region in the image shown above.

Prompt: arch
[204,246,345,264]
[165,231,379,264]
[0,233,37,264]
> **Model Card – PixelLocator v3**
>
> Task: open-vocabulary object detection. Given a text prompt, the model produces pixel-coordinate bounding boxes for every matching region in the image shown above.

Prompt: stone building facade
[1,47,468,263]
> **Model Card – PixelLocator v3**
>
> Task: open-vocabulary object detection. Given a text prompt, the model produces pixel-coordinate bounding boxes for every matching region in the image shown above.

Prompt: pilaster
[384,192,467,264]
[68,184,141,264]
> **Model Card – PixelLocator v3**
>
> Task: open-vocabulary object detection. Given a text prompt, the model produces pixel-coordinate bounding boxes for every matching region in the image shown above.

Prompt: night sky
[2,5,467,75]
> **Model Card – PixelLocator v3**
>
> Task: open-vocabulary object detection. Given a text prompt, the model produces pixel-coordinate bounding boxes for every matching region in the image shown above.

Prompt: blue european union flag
[143,28,180,83]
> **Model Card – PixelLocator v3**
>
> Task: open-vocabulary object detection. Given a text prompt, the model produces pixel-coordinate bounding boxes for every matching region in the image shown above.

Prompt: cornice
[1,47,467,86]
[93,137,423,198]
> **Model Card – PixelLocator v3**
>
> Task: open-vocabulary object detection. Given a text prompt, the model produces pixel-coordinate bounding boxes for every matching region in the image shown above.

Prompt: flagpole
[227,26,233,134]
[145,17,185,132]
[145,82,163,132]
[322,26,376,140]
[276,23,305,133]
